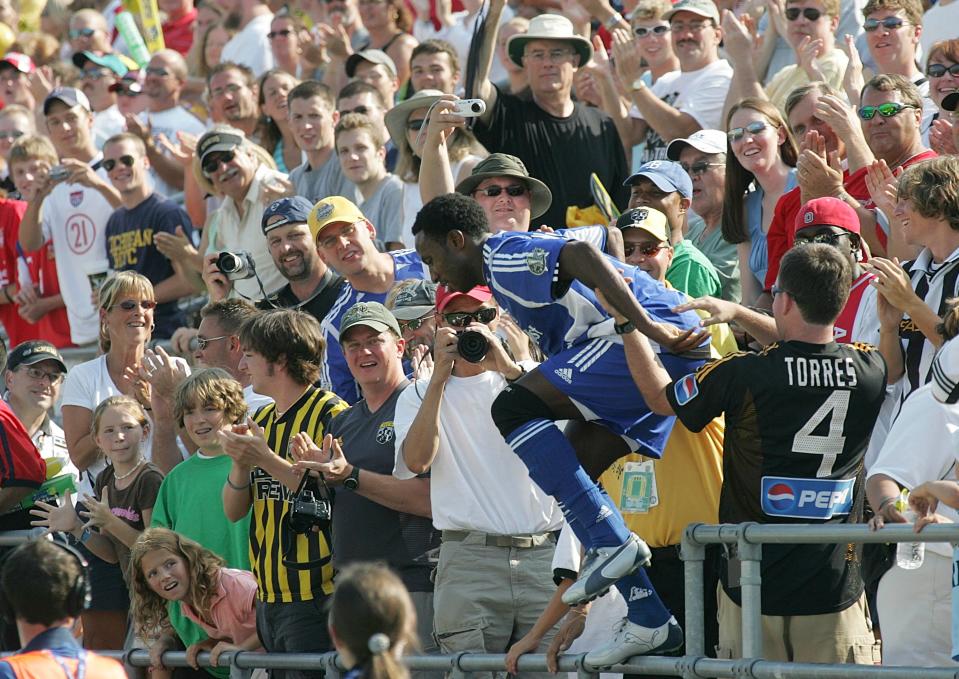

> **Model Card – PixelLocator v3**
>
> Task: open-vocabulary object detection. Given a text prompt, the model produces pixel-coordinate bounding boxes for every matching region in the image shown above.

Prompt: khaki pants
[716,586,879,663]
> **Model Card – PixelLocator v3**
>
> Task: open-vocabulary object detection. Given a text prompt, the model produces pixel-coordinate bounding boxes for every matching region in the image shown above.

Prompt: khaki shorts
[716,586,880,663]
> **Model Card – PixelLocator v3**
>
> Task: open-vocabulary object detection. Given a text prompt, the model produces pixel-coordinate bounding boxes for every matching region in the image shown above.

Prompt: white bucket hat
[506,14,593,69]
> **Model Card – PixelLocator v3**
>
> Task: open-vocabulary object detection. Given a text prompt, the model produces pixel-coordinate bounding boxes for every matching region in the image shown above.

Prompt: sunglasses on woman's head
[112,299,157,311]
[443,307,498,327]
[863,16,906,31]
[926,63,959,78]
[103,155,136,172]
[474,184,527,198]
[785,7,823,21]
[857,102,917,119]
[727,120,768,142]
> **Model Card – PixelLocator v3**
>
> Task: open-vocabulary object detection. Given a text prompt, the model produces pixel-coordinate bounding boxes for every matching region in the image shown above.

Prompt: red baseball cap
[435,285,493,312]
[0,52,35,74]
[794,197,861,235]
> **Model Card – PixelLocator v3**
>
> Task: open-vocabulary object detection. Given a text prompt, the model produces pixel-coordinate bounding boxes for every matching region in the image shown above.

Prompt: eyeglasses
[770,283,791,297]
[145,67,170,77]
[81,68,110,80]
[197,334,230,350]
[926,63,959,78]
[407,118,426,131]
[523,48,575,63]
[623,242,668,257]
[398,315,431,331]
[111,299,157,311]
[794,231,855,246]
[857,102,917,119]
[202,150,236,177]
[681,160,724,177]
[210,83,244,99]
[443,307,498,327]
[633,24,669,38]
[785,7,823,21]
[319,222,358,249]
[340,105,372,116]
[863,16,907,31]
[727,120,768,142]
[0,130,24,141]
[102,155,136,172]
[474,184,527,198]
[669,21,712,33]
[21,366,64,385]
[69,27,97,39]
[268,29,293,39]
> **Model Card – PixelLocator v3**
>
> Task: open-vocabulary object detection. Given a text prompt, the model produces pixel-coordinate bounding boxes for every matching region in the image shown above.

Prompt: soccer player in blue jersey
[309,196,430,404]
[412,193,710,665]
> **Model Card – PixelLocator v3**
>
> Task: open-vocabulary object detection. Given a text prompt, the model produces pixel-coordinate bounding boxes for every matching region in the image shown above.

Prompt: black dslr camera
[288,475,332,535]
[456,330,490,363]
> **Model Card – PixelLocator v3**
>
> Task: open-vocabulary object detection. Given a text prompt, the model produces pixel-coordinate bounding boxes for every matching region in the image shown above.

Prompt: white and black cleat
[561,534,652,606]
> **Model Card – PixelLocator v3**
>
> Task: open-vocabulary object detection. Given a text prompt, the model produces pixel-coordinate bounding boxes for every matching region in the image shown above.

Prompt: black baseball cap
[5,340,67,374]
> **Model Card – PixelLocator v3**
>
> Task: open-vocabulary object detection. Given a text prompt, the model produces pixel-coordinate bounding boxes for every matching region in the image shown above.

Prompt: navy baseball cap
[625,160,693,199]
[262,196,314,233]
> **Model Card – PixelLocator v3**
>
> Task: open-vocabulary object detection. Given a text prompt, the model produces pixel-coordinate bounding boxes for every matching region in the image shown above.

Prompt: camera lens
[457,330,490,363]
[217,252,242,274]
[470,102,481,113]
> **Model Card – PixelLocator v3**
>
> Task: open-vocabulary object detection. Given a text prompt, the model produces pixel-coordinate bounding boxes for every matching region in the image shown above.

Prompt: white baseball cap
[666,129,727,161]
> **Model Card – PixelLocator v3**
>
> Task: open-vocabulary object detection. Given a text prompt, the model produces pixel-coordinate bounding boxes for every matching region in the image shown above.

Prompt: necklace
[113,457,145,481]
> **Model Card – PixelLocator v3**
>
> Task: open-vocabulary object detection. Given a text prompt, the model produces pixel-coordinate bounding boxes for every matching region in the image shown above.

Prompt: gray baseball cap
[387,280,437,321]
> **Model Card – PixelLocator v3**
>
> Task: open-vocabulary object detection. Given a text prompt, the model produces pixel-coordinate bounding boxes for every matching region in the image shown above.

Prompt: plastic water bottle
[896,491,925,570]
[115,11,151,68]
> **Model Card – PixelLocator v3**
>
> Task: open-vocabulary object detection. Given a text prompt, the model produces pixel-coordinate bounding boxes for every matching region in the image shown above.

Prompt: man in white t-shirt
[393,285,563,679]
[18,87,121,346]
[621,0,733,162]
[221,0,275,77]
[140,49,207,197]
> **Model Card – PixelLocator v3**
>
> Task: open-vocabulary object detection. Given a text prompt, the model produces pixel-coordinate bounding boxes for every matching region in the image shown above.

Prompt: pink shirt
[181,568,259,644]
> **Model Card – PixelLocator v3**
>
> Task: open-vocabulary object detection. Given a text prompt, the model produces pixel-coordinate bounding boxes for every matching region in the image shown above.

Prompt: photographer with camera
[220,309,348,679]
[393,285,563,679]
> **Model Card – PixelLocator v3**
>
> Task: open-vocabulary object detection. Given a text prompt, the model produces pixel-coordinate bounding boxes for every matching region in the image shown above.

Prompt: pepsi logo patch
[765,482,795,511]
[760,476,855,520]
[804,211,814,224]
[673,373,699,405]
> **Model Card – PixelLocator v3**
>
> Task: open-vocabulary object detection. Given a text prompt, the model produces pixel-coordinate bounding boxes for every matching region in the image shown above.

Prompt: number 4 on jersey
[793,391,850,478]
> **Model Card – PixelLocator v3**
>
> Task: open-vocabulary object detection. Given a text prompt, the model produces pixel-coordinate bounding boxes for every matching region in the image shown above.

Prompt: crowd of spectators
[1,0,959,673]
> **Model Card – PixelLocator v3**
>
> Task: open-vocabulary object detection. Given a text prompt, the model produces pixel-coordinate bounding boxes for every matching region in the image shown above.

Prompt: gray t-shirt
[329,384,437,591]
[361,174,404,244]
[290,154,358,204]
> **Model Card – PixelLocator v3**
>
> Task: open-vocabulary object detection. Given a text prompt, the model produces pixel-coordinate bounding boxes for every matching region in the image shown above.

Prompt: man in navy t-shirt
[103,132,195,338]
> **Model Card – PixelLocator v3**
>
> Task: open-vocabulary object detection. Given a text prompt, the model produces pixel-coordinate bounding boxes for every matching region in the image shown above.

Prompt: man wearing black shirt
[469,1,629,228]
[255,196,345,324]
[602,244,886,663]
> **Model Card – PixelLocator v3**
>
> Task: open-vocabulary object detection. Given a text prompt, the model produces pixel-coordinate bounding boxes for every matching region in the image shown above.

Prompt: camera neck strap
[281,473,335,571]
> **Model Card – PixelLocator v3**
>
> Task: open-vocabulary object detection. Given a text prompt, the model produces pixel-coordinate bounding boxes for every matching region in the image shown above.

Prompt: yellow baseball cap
[308,196,368,240]
[614,207,670,242]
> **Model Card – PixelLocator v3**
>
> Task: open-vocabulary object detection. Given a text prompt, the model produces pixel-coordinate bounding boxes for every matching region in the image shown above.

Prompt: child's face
[11,158,52,201]
[141,548,191,602]
[183,404,232,451]
[95,407,147,466]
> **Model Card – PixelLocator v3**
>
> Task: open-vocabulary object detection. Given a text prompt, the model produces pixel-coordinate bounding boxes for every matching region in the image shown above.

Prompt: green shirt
[686,215,741,302]
[666,239,722,299]
[152,453,251,678]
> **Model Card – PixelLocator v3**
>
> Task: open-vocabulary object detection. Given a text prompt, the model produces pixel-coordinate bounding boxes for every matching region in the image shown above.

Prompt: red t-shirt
[0,398,45,492]
[0,199,36,348]
[162,8,198,55]
[764,150,938,290]
[22,240,74,348]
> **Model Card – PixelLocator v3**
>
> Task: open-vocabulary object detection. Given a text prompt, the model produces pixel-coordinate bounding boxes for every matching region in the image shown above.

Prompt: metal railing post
[737,525,762,660]
[681,523,707,661]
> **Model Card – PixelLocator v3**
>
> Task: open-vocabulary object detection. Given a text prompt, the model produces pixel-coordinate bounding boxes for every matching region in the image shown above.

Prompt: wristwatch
[344,466,360,491]
[614,319,636,335]
[630,77,646,93]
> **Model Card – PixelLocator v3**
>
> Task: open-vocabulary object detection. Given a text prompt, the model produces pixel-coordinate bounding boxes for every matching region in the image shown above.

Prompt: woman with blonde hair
[329,563,417,679]
[721,97,799,305]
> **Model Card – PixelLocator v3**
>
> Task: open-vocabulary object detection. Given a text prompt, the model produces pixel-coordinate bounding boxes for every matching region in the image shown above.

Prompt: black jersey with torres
[666,340,886,616]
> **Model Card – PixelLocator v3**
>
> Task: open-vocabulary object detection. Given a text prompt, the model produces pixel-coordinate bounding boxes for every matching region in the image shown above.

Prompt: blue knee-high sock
[615,569,672,628]
[504,418,630,548]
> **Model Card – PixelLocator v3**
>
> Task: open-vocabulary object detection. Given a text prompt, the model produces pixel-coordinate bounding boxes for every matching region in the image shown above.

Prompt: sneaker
[561,534,651,606]
[584,617,684,668]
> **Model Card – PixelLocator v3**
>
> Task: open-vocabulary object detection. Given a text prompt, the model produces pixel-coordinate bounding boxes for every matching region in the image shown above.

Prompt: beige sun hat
[506,14,593,69]
[384,89,446,147]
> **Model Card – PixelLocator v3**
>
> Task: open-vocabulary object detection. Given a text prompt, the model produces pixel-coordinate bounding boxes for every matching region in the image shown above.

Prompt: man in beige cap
[469,1,629,228]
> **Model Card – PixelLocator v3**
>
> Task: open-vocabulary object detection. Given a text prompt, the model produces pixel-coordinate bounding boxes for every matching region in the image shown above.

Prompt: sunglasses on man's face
[399,315,431,332]
[69,27,96,39]
[0,130,24,141]
[927,63,959,78]
[863,16,907,31]
[785,7,823,21]
[726,120,768,142]
[202,150,237,176]
[102,155,136,172]
[857,102,917,119]
[682,160,724,177]
[268,29,293,39]
[794,231,856,247]
[474,184,527,198]
[81,68,110,80]
[443,307,498,327]
[623,242,668,257]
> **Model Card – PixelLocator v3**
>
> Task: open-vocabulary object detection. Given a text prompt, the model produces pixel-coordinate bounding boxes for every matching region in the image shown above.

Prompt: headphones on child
[0,539,92,621]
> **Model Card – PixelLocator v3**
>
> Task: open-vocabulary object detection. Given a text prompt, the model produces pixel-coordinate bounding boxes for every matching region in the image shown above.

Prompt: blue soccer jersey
[482,231,704,357]
[321,249,429,403]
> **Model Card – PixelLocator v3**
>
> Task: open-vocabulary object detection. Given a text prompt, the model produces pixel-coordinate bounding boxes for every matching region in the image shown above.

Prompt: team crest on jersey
[526,248,548,275]
[376,421,395,445]
[70,191,84,207]
[526,325,543,345]
[673,374,699,405]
